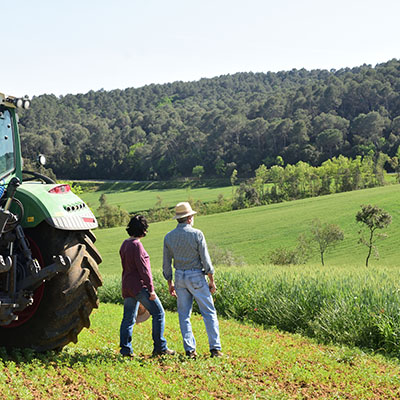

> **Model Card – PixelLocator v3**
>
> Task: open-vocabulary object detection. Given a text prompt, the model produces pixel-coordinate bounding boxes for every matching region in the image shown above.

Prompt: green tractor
[0,93,102,351]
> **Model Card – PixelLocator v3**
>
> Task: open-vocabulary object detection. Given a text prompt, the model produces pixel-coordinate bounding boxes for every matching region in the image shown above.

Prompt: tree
[230,169,238,196]
[272,155,283,166]
[214,159,226,176]
[17,60,400,180]
[309,219,344,266]
[356,204,392,266]
[316,129,343,158]
[254,164,268,201]
[192,165,204,178]
[389,145,400,183]
[350,112,389,151]
[290,120,309,145]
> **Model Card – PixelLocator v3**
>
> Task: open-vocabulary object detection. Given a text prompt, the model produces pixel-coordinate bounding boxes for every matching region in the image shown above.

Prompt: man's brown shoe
[186,350,197,359]
[210,349,223,358]
[152,349,176,357]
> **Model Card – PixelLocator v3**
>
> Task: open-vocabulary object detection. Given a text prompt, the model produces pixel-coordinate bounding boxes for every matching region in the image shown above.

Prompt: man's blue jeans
[175,269,221,352]
[119,288,168,355]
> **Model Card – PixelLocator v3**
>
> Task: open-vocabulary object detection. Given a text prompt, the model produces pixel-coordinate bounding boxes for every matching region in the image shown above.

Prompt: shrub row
[99,267,400,358]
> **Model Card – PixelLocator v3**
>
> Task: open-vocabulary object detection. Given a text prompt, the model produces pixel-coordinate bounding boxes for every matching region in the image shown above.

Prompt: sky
[2,0,400,98]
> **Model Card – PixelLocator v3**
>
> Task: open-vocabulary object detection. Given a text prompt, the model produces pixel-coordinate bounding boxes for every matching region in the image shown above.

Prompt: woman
[119,215,175,357]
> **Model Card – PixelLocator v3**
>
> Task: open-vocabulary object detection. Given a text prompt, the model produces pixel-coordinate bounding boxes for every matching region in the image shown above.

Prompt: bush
[97,194,130,228]
[98,275,123,304]
[268,234,312,265]
[232,181,261,209]
[207,242,245,267]
[194,196,233,216]
[145,206,174,223]
[268,247,304,265]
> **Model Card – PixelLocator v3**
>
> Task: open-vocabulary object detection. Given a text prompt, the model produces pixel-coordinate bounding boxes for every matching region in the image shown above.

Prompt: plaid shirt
[163,223,214,281]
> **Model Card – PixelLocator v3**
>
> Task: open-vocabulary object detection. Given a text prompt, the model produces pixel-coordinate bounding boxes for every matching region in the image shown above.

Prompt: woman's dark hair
[126,215,148,237]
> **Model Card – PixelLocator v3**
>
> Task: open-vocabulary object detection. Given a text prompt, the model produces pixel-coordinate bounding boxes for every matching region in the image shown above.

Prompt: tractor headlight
[22,99,30,109]
[12,96,30,109]
[15,98,23,108]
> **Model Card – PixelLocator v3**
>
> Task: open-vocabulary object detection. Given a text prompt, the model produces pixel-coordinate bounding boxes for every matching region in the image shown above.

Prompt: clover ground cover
[2,303,400,399]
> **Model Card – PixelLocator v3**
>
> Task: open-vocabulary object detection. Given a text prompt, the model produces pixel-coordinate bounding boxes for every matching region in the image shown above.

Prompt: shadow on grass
[0,346,118,365]
[0,346,202,366]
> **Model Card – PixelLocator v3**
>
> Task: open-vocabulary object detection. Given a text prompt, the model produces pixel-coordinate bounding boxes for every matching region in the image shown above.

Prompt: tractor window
[0,109,15,177]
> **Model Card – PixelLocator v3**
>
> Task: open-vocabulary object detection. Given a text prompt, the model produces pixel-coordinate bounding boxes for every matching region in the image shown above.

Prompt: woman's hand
[149,291,157,301]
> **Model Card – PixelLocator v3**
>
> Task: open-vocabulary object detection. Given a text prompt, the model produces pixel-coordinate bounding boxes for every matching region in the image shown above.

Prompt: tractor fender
[14,183,98,230]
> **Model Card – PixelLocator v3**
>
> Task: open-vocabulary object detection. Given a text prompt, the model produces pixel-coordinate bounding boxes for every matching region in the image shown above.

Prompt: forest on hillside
[18,59,400,180]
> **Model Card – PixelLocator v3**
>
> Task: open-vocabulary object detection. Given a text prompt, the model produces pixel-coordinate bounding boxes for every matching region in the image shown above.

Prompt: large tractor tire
[0,222,102,351]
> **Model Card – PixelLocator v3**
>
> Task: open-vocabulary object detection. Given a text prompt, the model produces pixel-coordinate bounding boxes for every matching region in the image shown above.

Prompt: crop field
[98,262,400,358]
[79,183,234,215]
[95,184,400,275]
[2,303,400,399]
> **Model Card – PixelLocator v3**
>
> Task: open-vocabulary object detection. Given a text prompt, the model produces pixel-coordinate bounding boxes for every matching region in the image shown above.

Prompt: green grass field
[3,183,400,399]
[94,184,400,276]
[79,184,234,215]
[78,174,398,217]
[2,303,400,399]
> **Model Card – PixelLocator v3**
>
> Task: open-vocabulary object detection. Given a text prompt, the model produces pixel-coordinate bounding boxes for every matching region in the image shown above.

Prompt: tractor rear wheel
[0,222,102,351]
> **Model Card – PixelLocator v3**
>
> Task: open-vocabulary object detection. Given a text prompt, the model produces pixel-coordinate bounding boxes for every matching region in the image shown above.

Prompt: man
[119,215,175,357]
[163,202,222,359]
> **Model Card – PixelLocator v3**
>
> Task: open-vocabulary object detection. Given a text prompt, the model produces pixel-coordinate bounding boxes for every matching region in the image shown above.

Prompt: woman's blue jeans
[119,288,168,355]
[175,269,221,352]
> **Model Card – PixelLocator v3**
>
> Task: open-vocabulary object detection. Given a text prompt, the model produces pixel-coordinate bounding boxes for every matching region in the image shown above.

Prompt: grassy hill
[94,184,400,276]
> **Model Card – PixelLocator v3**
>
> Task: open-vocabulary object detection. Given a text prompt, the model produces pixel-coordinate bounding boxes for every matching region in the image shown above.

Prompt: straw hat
[173,202,197,220]
[136,303,150,324]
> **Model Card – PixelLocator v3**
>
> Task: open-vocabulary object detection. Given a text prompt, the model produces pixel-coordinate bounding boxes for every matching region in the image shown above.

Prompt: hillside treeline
[235,153,389,209]
[18,59,400,180]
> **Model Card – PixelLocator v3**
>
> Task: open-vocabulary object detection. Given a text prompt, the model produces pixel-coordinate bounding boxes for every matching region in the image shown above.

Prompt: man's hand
[168,280,177,297]
[149,291,157,301]
[208,281,217,294]
[207,274,217,294]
